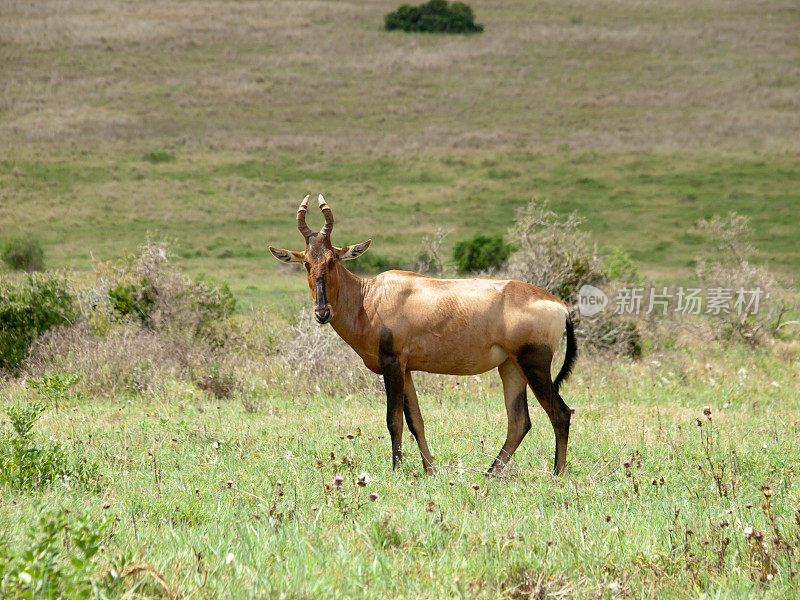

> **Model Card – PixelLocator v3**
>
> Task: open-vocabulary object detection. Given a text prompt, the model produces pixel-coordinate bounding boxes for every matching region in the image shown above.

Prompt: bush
[29,322,197,398]
[0,272,79,373]
[0,393,100,492]
[503,200,642,356]
[276,308,378,396]
[693,213,797,345]
[0,506,123,598]
[1,237,45,271]
[26,242,256,399]
[142,150,174,163]
[413,227,449,276]
[107,278,157,323]
[504,200,606,302]
[384,0,483,34]
[27,372,81,411]
[97,241,236,345]
[346,252,407,275]
[453,234,513,274]
[602,246,641,283]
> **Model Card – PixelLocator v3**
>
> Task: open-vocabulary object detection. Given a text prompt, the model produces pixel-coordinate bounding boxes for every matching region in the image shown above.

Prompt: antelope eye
[303,261,310,269]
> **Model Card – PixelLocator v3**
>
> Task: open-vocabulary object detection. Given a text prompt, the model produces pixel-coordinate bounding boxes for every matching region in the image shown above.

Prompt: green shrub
[0,506,123,598]
[27,372,81,411]
[1,237,45,271]
[108,278,157,323]
[190,273,237,330]
[385,0,483,33]
[0,273,79,373]
[453,234,513,274]
[102,243,236,344]
[0,394,100,492]
[142,150,175,163]
[603,246,641,283]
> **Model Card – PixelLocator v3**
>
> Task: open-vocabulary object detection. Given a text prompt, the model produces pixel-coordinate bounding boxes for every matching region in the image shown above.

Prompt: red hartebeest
[269,195,577,476]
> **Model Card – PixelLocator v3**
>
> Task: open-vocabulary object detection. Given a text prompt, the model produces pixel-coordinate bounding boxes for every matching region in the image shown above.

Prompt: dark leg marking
[517,343,571,475]
[379,326,404,469]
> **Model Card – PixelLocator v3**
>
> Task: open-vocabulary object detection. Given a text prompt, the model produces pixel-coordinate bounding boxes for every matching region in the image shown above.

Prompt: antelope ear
[337,239,371,261]
[269,246,304,263]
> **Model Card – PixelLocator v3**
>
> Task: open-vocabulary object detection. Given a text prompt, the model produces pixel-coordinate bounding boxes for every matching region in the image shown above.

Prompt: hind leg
[487,359,531,477]
[403,373,435,474]
[514,344,571,475]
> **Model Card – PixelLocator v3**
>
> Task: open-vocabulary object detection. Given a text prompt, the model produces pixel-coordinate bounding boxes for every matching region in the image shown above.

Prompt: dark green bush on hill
[0,273,78,373]
[1,237,45,272]
[349,252,408,275]
[453,234,513,273]
[385,0,483,34]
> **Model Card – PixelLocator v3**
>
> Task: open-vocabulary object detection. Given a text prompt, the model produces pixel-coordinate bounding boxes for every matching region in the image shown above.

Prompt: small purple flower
[569,406,576,414]
[369,492,379,502]
[333,475,344,484]
[622,460,631,468]
[136,384,144,390]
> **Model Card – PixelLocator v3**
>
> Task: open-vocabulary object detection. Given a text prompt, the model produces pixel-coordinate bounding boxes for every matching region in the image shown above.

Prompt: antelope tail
[553,315,577,392]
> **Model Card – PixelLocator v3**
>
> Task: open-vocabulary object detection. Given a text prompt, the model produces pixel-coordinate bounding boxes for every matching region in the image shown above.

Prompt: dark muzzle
[314,278,331,324]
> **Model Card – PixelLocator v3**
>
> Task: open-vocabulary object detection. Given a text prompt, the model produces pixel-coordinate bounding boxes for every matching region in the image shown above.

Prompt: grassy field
[2,0,800,598]
[1,348,799,598]
[2,0,800,305]
[2,0,797,153]
[2,151,800,308]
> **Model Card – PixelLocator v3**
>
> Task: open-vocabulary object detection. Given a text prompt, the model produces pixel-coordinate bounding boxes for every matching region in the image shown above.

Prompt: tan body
[270,196,577,476]
[330,267,568,375]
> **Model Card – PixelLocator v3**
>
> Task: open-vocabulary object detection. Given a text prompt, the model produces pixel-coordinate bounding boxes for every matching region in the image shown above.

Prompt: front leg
[379,333,405,469]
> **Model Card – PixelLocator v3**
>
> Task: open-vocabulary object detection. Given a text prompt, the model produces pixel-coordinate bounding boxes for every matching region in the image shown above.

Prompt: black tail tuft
[553,315,577,392]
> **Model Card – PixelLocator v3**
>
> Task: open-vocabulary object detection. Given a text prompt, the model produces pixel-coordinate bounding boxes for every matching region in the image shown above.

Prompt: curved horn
[318,194,334,237]
[296,195,313,238]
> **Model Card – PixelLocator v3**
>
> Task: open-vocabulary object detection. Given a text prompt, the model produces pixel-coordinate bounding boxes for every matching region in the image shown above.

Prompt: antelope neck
[329,262,370,334]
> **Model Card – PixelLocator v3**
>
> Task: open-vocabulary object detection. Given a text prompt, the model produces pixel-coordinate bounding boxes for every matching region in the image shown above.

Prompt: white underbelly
[488,343,508,365]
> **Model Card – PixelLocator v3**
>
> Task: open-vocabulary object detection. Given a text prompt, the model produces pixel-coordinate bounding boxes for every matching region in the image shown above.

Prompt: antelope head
[269,195,371,324]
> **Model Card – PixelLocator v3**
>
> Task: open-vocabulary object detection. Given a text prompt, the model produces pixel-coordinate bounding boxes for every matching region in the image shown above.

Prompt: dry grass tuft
[693,213,798,346]
[275,308,380,396]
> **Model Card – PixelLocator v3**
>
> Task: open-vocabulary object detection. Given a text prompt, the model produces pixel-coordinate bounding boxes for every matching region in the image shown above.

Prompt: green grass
[2,0,800,597]
[1,348,799,598]
[2,0,798,305]
[2,151,799,308]
[2,1,797,154]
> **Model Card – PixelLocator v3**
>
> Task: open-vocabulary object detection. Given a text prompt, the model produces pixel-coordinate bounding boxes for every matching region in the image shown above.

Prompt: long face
[269,195,371,324]
[302,233,342,324]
